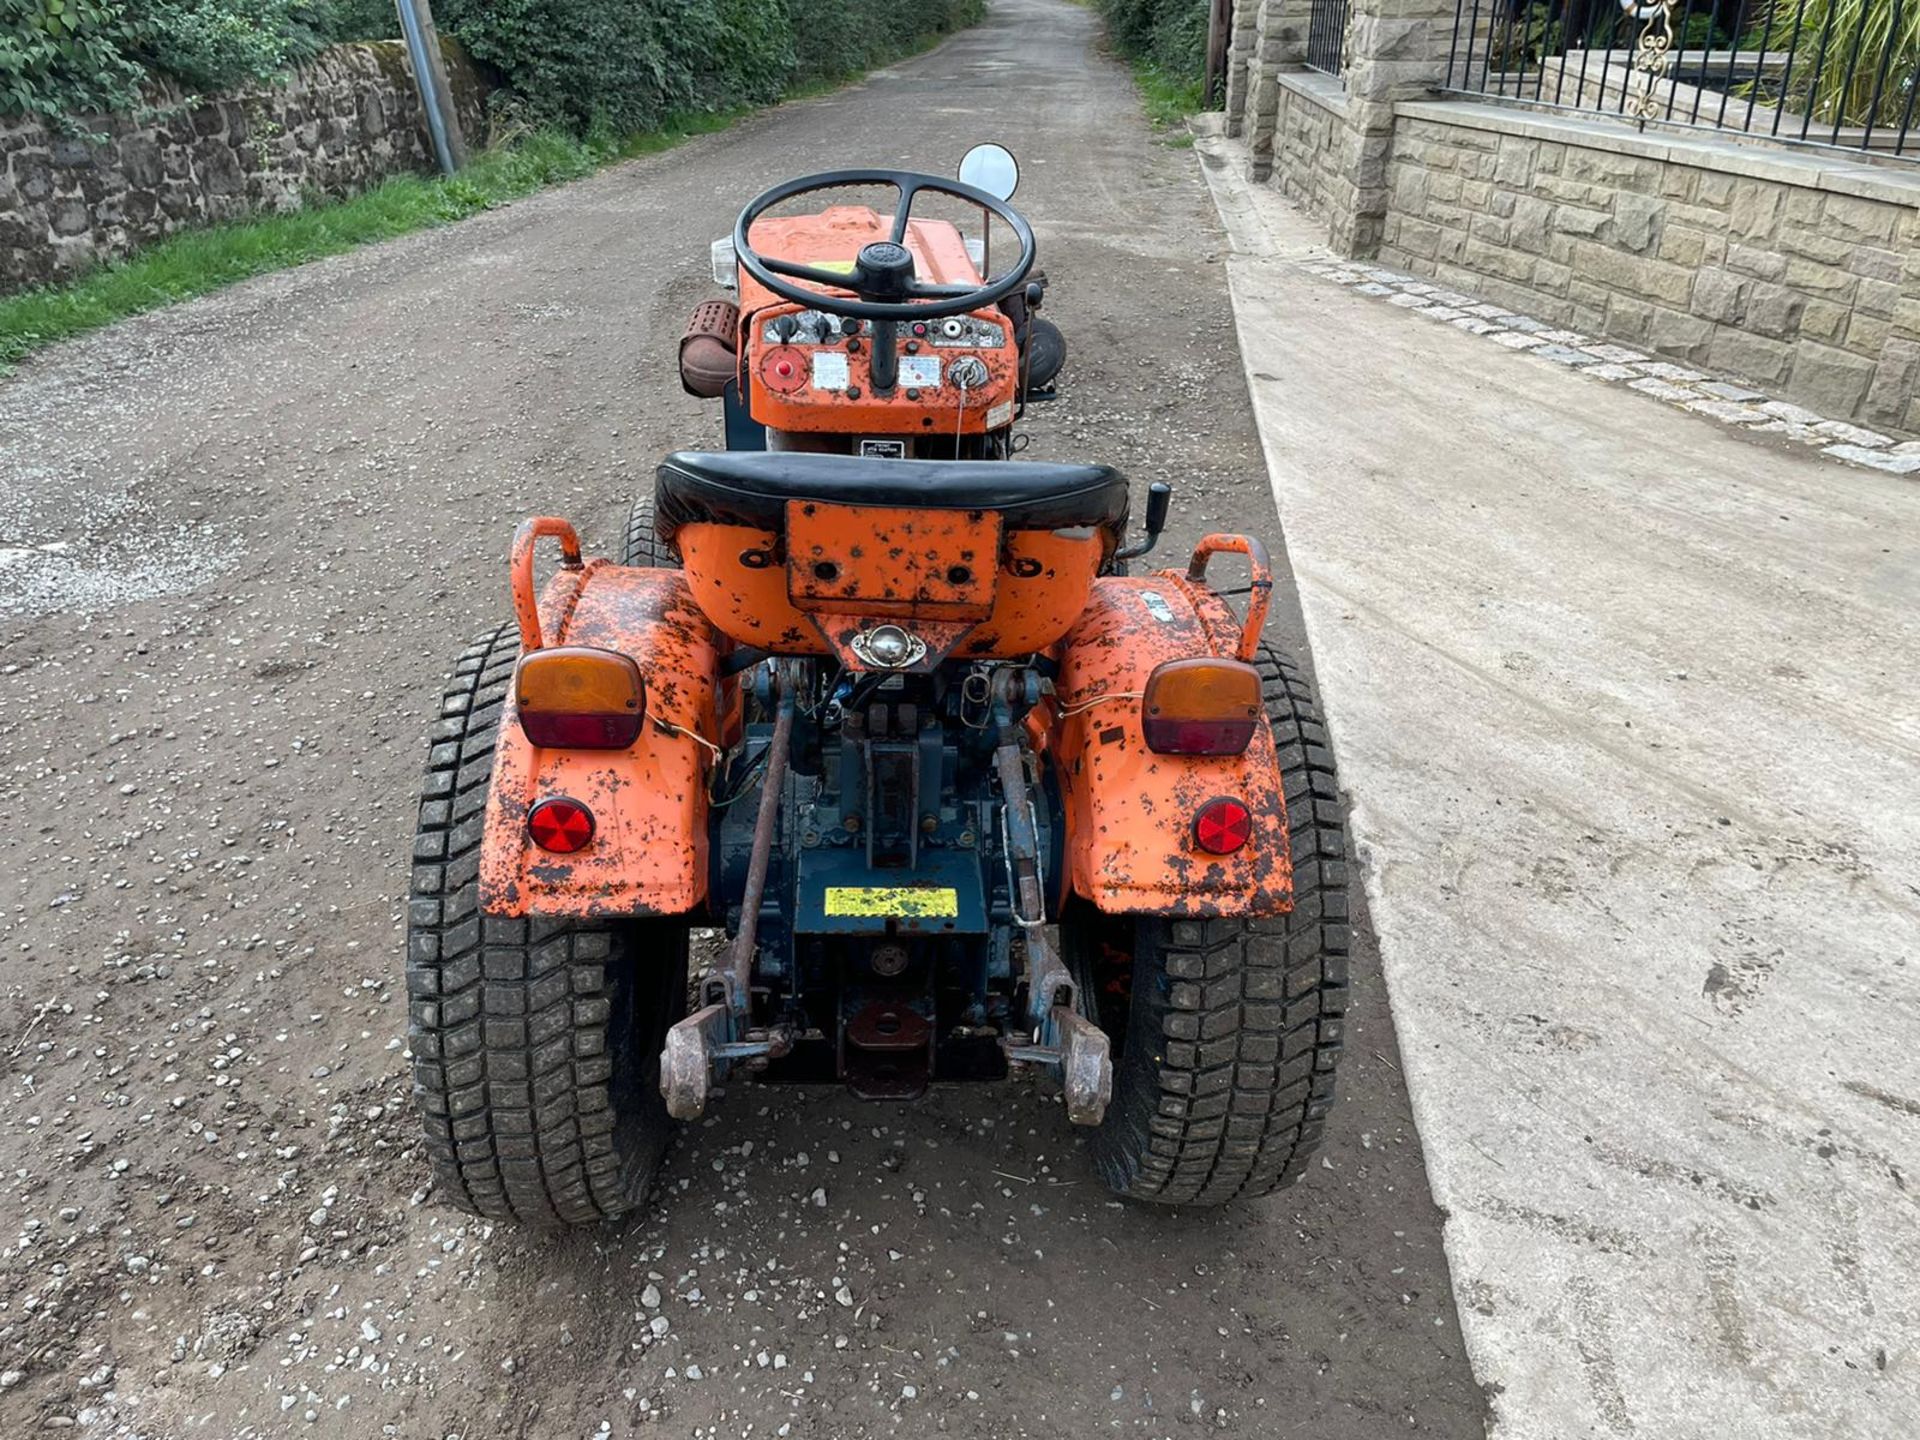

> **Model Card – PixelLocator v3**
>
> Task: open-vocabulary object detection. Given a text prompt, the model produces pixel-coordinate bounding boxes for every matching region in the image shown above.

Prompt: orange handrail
[1185,533,1271,662]
[509,517,583,652]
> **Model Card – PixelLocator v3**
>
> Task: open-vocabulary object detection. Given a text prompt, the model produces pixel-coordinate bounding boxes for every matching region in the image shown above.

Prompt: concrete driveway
[1200,128,1920,1440]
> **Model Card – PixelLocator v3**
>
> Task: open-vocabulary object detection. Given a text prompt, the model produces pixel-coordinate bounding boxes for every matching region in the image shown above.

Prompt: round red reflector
[776,360,794,378]
[528,796,595,853]
[1194,797,1252,855]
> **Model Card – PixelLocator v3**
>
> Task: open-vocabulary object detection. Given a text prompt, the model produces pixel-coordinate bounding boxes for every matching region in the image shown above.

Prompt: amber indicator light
[1141,658,1262,756]
[516,647,646,750]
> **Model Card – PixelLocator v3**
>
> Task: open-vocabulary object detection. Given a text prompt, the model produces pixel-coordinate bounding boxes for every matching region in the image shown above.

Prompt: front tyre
[1064,642,1350,1205]
[405,624,687,1226]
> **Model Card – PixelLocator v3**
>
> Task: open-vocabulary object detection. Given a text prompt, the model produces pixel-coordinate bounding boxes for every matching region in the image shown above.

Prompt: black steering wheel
[733,168,1036,322]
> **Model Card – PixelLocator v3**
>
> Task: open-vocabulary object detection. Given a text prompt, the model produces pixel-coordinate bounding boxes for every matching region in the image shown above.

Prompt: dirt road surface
[0,2,1485,1437]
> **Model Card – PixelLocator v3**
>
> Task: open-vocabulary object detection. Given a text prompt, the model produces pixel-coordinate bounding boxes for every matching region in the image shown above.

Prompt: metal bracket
[1003,1005,1112,1126]
[661,1002,795,1121]
[660,665,798,1121]
[997,801,1046,930]
[989,699,1113,1126]
[661,1002,729,1121]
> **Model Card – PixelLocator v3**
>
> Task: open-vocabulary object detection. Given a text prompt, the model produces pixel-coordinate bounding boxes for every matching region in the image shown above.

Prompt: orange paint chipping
[481,564,723,919]
[1049,577,1293,917]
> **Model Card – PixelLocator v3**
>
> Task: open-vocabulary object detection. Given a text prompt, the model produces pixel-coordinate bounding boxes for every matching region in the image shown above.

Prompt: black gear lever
[1113,483,1173,562]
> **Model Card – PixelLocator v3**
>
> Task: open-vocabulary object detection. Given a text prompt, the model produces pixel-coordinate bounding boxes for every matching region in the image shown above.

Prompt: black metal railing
[1307,0,1352,74]
[1443,0,1920,158]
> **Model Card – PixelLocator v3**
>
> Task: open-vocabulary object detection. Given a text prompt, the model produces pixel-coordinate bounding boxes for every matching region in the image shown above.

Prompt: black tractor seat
[654,451,1130,543]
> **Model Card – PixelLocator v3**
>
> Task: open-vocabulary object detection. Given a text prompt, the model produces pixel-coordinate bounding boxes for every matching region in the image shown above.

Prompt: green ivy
[136,0,332,88]
[0,0,148,121]
[0,0,392,121]
[1,0,983,131]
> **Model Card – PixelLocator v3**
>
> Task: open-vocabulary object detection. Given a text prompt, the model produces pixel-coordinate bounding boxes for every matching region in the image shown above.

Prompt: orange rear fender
[1047,571,1292,918]
[481,556,723,919]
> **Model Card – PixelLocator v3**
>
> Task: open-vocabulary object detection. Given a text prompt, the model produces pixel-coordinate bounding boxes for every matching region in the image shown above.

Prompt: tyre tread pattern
[1091,642,1350,1206]
[405,623,662,1226]
[624,496,677,568]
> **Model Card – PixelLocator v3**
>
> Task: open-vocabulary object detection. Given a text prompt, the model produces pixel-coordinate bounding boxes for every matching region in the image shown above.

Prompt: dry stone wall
[0,41,487,295]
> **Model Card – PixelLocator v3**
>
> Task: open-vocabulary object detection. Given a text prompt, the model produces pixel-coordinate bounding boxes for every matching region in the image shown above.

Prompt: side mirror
[958,143,1019,201]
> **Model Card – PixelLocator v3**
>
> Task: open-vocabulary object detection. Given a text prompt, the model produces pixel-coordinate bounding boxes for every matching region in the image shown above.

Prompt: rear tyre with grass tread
[624,496,678,568]
[1067,641,1350,1206]
[406,622,686,1226]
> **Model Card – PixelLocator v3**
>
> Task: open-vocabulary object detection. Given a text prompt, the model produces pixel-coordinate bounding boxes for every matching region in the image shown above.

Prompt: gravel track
[0,3,1487,1435]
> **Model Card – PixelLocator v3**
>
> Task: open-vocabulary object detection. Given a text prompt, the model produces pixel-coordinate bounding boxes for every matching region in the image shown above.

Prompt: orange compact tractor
[406,147,1349,1225]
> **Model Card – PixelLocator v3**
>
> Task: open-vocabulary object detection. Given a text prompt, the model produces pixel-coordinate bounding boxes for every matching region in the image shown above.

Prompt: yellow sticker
[823,886,960,918]
[811,258,858,275]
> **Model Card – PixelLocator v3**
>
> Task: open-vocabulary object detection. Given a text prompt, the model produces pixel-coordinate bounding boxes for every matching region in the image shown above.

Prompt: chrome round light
[868,626,912,665]
[852,623,926,670]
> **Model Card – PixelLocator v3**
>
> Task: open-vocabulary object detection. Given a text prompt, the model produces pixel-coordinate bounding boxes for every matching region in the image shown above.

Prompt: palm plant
[1764,0,1920,127]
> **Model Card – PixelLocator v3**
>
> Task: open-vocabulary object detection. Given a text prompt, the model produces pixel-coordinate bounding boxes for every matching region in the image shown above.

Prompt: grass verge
[0,118,742,372]
[1130,58,1204,145]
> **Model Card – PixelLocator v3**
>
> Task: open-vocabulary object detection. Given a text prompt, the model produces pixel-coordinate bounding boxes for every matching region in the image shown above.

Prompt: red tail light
[1193,797,1252,855]
[528,796,595,853]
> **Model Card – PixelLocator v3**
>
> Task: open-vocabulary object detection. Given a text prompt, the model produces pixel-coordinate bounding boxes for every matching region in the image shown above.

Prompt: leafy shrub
[1766,0,1920,126]
[315,0,395,42]
[1,0,982,133]
[0,0,149,120]
[436,0,983,137]
[138,0,330,88]
[1,0,391,121]
[1093,0,1209,88]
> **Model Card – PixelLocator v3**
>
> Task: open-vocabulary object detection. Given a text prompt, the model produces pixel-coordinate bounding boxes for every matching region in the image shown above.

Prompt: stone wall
[1261,73,1350,227]
[1220,0,1920,434]
[1377,105,1920,433]
[0,41,487,296]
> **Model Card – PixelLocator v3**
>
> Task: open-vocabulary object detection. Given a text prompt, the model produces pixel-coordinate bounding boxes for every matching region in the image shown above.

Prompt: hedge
[0,0,377,121]
[2,0,984,137]
[1092,0,1208,81]
[437,0,986,137]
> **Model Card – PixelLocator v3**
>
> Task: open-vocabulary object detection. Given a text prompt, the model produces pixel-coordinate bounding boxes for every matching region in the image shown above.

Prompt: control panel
[761,309,856,346]
[926,316,1007,349]
[746,303,1019,437]
[760,310,1006,349]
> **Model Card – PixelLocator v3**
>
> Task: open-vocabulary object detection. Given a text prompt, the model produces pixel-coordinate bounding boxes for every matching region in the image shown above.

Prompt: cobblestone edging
[1302,258,1920,476]
[0,41,487,296]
